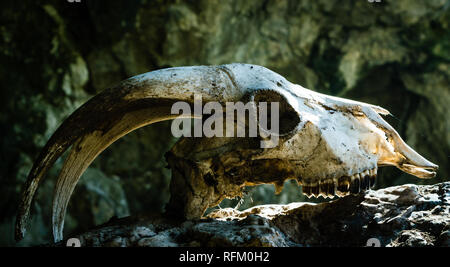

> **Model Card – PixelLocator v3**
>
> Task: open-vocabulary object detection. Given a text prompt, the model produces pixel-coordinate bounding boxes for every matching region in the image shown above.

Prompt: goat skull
[15,63,438,242]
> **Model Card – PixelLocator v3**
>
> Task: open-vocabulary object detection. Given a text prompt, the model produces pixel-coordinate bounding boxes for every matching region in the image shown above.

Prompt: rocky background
[0,0,448,246]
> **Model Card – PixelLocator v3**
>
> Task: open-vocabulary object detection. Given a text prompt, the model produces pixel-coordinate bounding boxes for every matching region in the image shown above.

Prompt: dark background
[0,0,448,246]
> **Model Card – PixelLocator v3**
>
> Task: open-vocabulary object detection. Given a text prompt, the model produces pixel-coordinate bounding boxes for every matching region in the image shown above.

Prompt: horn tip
[14,220,26,242]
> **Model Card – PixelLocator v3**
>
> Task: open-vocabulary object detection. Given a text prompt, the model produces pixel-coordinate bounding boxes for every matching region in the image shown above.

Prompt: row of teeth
[302,168,377,199]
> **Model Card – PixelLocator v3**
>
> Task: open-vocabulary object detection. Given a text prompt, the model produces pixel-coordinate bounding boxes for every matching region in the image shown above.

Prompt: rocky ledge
[55,182,449,247]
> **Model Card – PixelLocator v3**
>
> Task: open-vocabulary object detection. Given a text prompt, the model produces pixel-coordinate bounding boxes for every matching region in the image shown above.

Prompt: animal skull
[15,64,438,242]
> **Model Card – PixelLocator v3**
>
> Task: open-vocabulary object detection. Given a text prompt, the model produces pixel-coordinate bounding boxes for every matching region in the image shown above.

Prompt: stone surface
[51,182,449,247]
[1,0,448,246]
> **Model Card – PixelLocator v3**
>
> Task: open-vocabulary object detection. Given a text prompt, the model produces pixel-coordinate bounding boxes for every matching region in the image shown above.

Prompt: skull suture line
[15,64,438,242]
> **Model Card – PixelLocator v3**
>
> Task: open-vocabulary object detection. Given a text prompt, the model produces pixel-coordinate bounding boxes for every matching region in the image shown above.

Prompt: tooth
[337,176,351,196]
[333,178,342,197]
[360,176,367,190]
[319,181,329,198]
[330,178,338,198]
[311,183,319,197]
[370,168,377,188]
[325,183,332,198]
[303,184,312,198]
[360,171,370,191]
[370,175,376,188]
[365,175,371,190]
[327,179,335,197]
[350,175,360,194]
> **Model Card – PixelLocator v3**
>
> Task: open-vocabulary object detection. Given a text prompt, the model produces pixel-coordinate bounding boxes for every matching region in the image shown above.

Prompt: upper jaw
[300,158,439,199]
[377,146,438,179]
[301,167,378,199]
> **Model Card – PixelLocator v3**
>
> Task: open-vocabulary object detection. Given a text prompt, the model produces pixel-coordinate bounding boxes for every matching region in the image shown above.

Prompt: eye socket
[253,90,300,135]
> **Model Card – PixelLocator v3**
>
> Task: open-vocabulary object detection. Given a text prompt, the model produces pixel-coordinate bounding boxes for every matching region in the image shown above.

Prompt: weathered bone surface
[15,63,438,242]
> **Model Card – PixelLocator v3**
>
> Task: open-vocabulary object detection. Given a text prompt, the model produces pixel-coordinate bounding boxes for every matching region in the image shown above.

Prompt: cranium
[15,63,438,242]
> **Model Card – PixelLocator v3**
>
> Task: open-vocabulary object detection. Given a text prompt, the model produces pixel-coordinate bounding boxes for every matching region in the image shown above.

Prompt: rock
[65,168,130,236]
[52,182,449,247]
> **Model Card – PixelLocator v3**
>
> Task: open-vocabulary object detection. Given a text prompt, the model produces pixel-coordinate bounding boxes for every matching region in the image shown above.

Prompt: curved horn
[16,65,240,242]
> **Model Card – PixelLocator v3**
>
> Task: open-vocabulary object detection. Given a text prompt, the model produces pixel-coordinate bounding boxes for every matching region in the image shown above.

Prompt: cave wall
[0,0,448,246]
